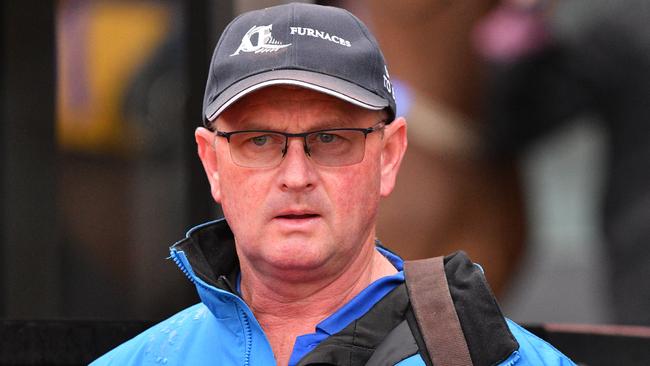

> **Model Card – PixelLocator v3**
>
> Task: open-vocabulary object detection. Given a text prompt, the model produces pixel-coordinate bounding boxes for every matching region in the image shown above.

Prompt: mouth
[276,213,320,220]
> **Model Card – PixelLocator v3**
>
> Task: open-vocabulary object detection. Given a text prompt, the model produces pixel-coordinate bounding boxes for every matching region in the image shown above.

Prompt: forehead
[216,86,379,129]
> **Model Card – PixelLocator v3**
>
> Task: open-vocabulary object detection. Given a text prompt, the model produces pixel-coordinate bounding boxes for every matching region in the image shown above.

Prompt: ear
[195,127,222,203]
[379,117,407,197]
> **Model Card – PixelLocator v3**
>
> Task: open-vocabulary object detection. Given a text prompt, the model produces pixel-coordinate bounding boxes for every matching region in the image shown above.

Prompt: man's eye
[251,135,268,146]
[317,133,337,143]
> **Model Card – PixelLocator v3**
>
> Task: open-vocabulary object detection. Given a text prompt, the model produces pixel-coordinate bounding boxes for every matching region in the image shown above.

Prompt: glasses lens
[228,132,285,168]
[306,129,366,166]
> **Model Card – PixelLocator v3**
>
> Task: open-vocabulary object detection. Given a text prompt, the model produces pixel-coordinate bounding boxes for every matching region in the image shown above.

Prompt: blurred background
[1,0,648,332]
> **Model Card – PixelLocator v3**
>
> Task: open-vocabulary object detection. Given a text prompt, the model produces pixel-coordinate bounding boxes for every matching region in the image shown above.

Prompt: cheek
[326,160,382,225]
[219,167,268,221]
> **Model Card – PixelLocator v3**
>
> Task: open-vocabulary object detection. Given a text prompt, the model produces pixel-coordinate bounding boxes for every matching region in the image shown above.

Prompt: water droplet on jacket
[162,358,168,364]
[168,330,178,345]
[177,314,186,325]
[192,307,206,321]
[156,356,163,363]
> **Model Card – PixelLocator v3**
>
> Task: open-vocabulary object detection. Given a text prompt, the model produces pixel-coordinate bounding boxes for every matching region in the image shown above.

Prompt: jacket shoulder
[503,319,576,365]
[90,303,213,366]
[409,253,575,365]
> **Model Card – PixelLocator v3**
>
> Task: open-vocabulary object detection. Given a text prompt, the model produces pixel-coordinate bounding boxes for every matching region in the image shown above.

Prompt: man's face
[196,86,406,282]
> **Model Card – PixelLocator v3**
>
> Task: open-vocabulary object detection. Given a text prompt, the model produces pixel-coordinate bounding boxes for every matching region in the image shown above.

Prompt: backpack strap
[404,256,473,366]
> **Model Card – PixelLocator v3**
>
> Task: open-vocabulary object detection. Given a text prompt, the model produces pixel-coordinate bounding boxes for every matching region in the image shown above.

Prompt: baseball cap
[202,2,396,125]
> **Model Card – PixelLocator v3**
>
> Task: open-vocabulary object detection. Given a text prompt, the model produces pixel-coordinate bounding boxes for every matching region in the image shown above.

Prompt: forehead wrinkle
[217,86,382,131]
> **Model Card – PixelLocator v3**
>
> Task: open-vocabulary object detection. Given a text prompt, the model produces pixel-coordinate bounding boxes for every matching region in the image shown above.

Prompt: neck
[238,242,397,365]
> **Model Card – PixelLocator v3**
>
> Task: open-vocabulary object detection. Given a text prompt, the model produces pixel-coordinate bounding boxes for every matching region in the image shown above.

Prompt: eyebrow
[231,120,274,130]
[306,120,348,130]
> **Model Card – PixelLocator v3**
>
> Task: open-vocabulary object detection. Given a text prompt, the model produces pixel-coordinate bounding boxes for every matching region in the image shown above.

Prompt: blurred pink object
[474,1,550,63]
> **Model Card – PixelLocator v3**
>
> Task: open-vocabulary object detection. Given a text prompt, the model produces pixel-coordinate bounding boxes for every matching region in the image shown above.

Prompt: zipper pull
[219,275,238,295]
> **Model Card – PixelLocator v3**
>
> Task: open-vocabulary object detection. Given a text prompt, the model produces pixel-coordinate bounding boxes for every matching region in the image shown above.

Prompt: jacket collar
[170,218,239,293]
[169,219,404,294]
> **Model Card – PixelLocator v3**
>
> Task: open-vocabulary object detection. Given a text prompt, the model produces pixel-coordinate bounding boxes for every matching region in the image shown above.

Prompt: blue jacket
[92,220,575,365]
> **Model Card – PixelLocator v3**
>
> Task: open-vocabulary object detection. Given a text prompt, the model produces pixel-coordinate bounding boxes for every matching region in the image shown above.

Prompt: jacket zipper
[239,307,253,366]
[171,249,254,365]
[170,251,206,289]
[500,350,521,366]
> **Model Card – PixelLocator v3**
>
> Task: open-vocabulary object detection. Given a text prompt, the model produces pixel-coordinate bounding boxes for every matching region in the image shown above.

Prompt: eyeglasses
[215,121,386,168]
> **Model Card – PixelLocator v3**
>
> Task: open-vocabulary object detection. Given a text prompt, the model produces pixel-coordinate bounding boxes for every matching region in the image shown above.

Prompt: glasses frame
[215,120,387,168]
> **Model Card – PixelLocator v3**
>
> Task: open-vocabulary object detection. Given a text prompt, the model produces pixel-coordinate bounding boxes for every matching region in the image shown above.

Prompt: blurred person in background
[336,0,526,296]
[476,0,650,325]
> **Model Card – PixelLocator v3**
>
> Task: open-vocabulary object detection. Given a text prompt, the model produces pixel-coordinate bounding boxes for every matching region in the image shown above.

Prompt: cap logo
[382,65,395,99]
[230,24,291,56]
[289,27,351,47]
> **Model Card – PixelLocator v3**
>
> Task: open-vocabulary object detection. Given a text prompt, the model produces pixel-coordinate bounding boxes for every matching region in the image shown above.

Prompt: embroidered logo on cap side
[383,65,395,99]
[231,24,291,56]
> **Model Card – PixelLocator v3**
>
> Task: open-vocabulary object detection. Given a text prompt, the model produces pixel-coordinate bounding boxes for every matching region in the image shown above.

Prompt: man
[92,3,573,365]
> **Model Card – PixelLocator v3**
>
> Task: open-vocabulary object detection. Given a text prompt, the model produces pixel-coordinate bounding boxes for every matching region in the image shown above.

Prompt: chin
[261,245,331,275]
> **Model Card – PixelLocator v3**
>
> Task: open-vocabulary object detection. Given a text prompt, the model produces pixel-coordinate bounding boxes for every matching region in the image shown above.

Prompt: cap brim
[204,69,389,122]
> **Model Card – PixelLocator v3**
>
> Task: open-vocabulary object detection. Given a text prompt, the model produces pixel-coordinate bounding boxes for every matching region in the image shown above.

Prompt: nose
[278,138,316,192]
